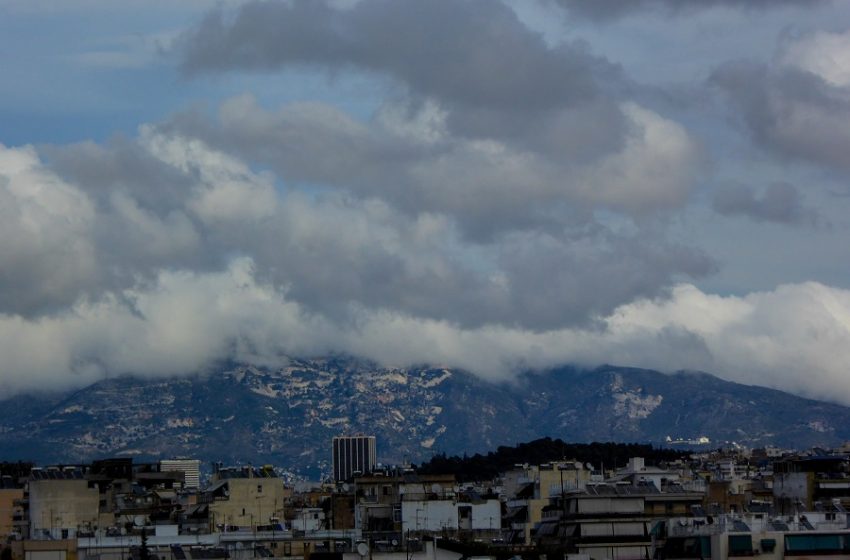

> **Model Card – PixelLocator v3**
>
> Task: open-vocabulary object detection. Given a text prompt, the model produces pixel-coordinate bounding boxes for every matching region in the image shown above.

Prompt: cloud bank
[3,252,850,405]
[3,0,850,408]
[2,135,850,406]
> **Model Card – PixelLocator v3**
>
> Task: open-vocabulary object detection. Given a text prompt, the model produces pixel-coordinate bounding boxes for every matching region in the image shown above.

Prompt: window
[669,536,711,558]
[785,534,846,553]
[258,485,263,493]
[728,535,753,556]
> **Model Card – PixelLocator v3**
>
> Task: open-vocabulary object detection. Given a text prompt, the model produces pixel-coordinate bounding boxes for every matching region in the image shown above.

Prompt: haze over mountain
[1,357,847,478]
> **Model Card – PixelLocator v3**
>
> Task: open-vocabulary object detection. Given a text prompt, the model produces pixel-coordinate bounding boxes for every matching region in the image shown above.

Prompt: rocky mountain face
[1,358,848,478]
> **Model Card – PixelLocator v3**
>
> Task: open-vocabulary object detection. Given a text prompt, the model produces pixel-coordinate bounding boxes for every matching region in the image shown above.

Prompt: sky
[2,0,850,404]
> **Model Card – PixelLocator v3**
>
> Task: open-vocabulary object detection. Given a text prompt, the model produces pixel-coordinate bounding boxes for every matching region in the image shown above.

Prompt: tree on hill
[415,437,689,481]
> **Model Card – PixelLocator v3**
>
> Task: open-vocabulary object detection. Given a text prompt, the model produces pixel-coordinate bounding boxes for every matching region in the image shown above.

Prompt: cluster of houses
[4,443,850,560]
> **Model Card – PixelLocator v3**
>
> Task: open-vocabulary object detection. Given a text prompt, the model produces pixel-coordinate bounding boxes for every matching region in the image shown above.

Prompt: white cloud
[604,283,850,402]
[0,145,96,315]
[106,191,201,258]
[2,256,850,406]
[139,126,278,223]
[348,281,850,406]
[0,259,323,394]
[780,29,850,88]
[163,95,702,239]
[578,102,702,213]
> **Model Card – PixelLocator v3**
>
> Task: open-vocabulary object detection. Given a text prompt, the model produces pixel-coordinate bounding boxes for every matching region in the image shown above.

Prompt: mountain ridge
[0,358,846,477]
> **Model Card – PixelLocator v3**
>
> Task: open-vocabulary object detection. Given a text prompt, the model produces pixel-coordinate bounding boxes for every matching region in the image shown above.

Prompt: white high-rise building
[160,459,201,489]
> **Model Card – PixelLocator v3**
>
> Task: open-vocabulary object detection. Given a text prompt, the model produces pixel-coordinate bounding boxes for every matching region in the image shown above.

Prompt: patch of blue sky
[0,2,388,147]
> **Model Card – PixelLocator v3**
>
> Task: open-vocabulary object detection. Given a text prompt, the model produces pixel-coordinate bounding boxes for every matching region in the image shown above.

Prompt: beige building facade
[28,480,99,539]
[0,488,24,540]
[209,477,286,530]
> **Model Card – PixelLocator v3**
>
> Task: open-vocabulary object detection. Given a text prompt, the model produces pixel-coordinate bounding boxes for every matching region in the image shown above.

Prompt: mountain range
[0,357,847,478]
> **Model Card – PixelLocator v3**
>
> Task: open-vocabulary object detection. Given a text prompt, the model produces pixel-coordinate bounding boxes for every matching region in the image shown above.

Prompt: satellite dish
[342,483,350,492]
[431,483,441,493]
[356,543,369,556]
[586,463,594,470]
[133,516,146,527]
[391,539,398,547]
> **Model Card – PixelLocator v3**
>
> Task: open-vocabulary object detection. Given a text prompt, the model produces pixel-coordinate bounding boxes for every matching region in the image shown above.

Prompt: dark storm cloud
[170,0,710,329]
[156,93,700,242]
[493,230,715,331]
[28,122,711,332]
[40,138,214,296]
[175,0,707,240]
[711,61,850,174]
[264,213,716,332]
[181,0,613,111]
[43,138,196,214]
[2,0,709,331]
[713,181,818,226]
[179,0,630,155]
[154,97,585,240]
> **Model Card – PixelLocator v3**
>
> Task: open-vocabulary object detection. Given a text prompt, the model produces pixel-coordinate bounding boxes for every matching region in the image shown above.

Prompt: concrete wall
[539,466,590,496]
[14,539,77,560]
[210,478,286,530]
[291,508,324,532]
[401,500,500,533]
[29,481,99,539]
[467,501,500,531]
[402,501,457,532]
[581,521,647,537]
[523,498,549,545]
[774,472,812,511]
[577,543,648,560]
[576,497,643,515]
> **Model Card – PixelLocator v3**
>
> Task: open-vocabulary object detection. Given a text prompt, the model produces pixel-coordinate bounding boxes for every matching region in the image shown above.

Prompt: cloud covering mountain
[1,0,850,404]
